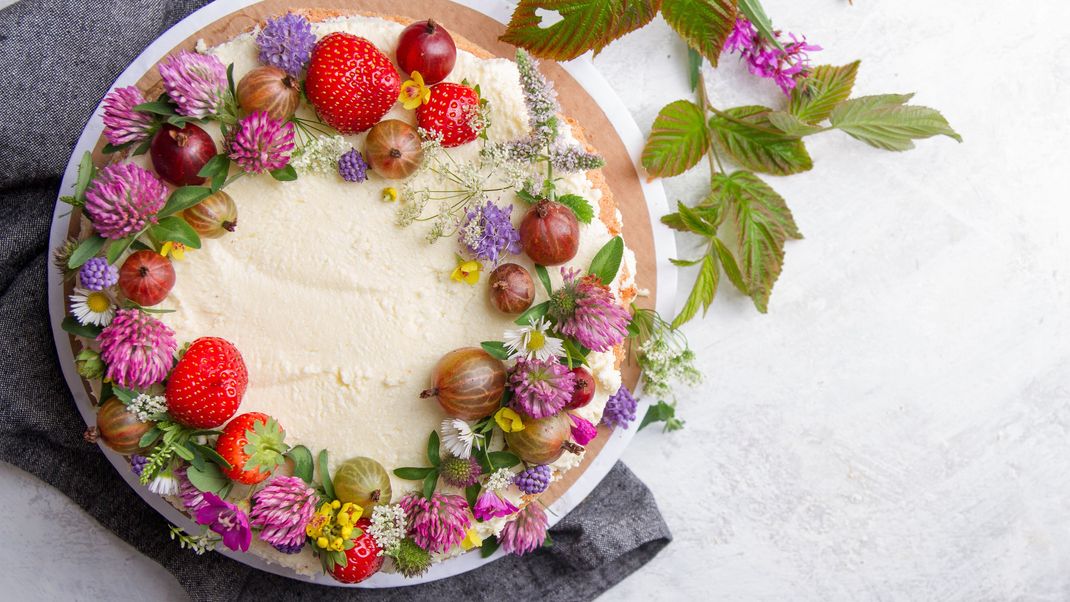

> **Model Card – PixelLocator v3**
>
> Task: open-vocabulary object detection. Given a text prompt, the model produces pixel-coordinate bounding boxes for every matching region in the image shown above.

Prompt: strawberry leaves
[501,0,662,61]
[642,100,711,178]
[661,0,737,66]
[708,106,813,176]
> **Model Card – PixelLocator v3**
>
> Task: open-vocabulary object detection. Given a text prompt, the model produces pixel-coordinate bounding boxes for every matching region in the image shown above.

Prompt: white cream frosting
[161,14,634,575]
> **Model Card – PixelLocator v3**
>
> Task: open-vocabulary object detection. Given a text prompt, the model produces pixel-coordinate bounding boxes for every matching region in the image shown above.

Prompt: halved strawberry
[305,32,401,134]
[416,82,482,147]
[166,337,247,428]
[215,412,287,485]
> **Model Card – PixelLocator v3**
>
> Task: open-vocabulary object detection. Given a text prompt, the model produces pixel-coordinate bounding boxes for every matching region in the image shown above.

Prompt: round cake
[57,9,640,582]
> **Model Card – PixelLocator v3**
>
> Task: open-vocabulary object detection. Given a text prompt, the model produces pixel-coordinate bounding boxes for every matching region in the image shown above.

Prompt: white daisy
[69,287,116,326]
[148,464,178,496]
[503,317,564,361]
[440,418,483,459]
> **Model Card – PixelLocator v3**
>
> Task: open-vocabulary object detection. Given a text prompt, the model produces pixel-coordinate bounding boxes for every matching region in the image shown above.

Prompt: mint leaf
[830,94,962,151]
[716,171,801,312]
[557,194,594,224]
[642,100,710,178]
[500,0,660,61]
[158,186,211,218]
[737,0,783,51]
[790,61,860,124]
[149,216,201,249]
[588,236,624,284]
[709,106,813,176]
[672,253,718,328]
[67,234,107,269]
[661,0,737,66]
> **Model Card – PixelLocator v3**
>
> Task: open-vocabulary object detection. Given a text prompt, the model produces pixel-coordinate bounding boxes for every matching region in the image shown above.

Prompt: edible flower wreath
[56,13,692,583]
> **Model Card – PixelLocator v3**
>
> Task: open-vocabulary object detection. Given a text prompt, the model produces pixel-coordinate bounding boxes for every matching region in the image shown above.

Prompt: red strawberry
[327,518,384,584]
[214,412,287,485]
[416,82,482,147]
[305,32,401,134]
[165,337,248,428]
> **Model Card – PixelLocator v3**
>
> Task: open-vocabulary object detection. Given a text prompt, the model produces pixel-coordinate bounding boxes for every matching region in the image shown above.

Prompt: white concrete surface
[3,0,1070,600]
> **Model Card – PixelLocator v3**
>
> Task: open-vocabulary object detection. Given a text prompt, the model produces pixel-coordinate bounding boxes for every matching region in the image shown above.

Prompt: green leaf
[830,94,962,151]
[517,188,540,205]
[481,341,512,361]
[186,462,230,494]
[713,237,747,295]
[709,106,813,175]
[394,466,436,480]
[661,0,736,66]
[269,164,298,181]
[192,443,232,470]
[641,100,710,178]
[74,152,96,204]
[515,300,550,326]
[789,61,860,124]
[562,338,589,368]
[286,445,314,483]
[737,0,784,51]
[716,171,801,312]
[67,235,107,269]
[639,400,686,431]
[672,253,718,328]
[588,236,624,284]
[534,264,553,296]
[766,111,825,137]
[427,430,441,467]
[687,46,702,92]
[61,316,102,339]
[159,186,211,218]
[318,449,335,500]
[133,99,176,116]
[149,216,202,249]
[500,0,661,61]
[465,483,481,509]
[487,451,521,468]
[422,470,438,499]
[197,156,231,192]
[172,443,195,462]
[112,386,137,404]
[138,427,162,449]
[670,257,701,267]
[674,201,718,238]
[105,234,138,265]
[480,535,501,558]
[556,194,594,224]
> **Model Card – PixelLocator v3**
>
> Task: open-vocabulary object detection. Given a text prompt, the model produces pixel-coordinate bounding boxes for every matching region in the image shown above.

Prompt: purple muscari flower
[473,490,518,521]
[459,201,521,265]
[250,475,318,554]
[602,385,637,429]
[338,148,368,183]
[130,455,148,478]
[195,492,252,552]
[79,257,119,291]
[101,86,155,147]
[229,111,296,174]
[97,309,178,389]
[159,51,229,118]
[399,493,471,554]
[513,465,552,495]
[175,466,210,514]
[84,163,168,240]
[550,268,631,352]
[722,17,820,95]
[257,12,317,76]
[499,502,548,556]
[508,357,576,420]
[569,413,598,446]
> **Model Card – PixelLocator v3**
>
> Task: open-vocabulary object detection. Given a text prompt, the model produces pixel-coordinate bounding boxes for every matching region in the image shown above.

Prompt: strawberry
[214,412,287,485]
[305,32,401,134]
[416,82,482,147]
[165,337,248,428]
[327,518,384,584]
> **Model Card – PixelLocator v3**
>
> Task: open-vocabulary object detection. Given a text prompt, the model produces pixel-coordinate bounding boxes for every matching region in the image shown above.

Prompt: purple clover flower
[229,111,295,174]
[459,201,521,265]
[257,12,317,76]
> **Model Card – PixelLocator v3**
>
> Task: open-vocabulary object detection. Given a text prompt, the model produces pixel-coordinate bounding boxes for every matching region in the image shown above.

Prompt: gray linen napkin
[0,0,671,599]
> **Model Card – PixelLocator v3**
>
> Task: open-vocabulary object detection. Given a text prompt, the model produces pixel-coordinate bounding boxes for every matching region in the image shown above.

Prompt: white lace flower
[128,393,168,422]
[290,135,348,175]
[367,504,407,556]
[486,468,514,492]
[503,317,564,361]
[69,288,116,326]
[440,418,482,459]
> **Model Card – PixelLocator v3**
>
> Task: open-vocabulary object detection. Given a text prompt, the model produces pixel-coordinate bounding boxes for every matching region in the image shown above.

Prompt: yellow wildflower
[461,528,483,550]
[382,187,398,203]
[494,407,525,433]
[451,258,482,285]
[160,241,186,260]
[398,71,431,110]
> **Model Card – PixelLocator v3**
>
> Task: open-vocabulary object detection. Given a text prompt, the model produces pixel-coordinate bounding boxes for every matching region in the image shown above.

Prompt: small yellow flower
[451,258,482,285]
[317,536,329,549]
[494,407,525,433]
[398,71,432,110]
[461,528,483,551]
[341,526,353,539]
[331,538,345,552]
[160,241,186,260]
[381,187,398,203]
[331,500,341,509]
